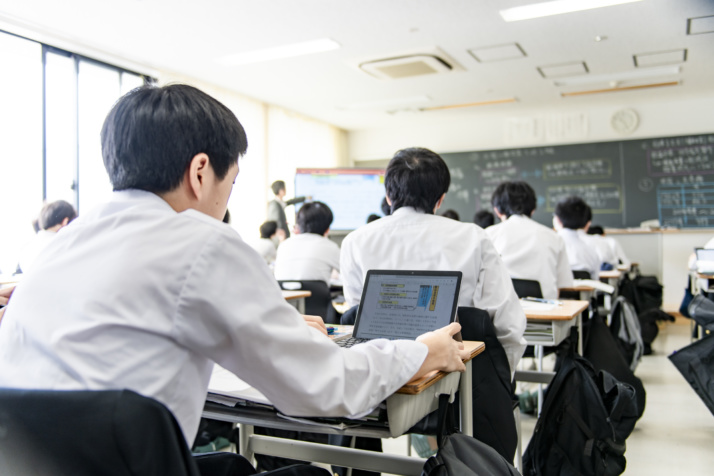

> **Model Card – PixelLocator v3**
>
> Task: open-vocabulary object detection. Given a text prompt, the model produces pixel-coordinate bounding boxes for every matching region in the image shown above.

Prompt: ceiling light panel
[468,43,527,62]
[634,49,687,67]
[499,0,644,22]
[538,62,588,78]
[216,38,340,66]
[687,15,714,35]
[553,65,680,86]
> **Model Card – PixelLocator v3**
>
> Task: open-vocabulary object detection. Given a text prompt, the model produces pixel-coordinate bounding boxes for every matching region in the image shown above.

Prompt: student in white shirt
[553,196,601,279]
[250,220,284,265]
[274,201,340,285]
[584,225,620,270]
[0,86,468,472]
[17,200,77,274]
[340,147,526,374]
[487,181,573,300]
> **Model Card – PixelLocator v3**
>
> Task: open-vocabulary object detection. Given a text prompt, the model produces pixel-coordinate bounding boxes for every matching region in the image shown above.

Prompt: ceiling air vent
[359,54,453,80]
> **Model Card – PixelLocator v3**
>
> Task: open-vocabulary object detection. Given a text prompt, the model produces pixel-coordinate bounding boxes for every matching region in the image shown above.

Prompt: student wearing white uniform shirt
[274,201,340,285]
[584,225,620,270]
[17,200,77,274]
[553,196,601,280]
[250,220,284,265]
[487,181,573,300]
[0,85,468,475]
[340,147,526,374]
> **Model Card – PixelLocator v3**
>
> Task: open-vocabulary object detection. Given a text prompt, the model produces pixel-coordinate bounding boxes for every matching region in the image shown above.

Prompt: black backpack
[523,329,639,476]
[618,275,662,315]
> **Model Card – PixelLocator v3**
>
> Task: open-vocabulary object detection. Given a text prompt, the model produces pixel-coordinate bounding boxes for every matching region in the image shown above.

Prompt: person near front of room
[340,147,526,374]
[473,209,495,229]
[16,200,77,274]
[486,181,573,300]
[266,180,308,238]
[584,225,620,271]
[250,220,285,266]
[274,201,340,286]
[553,196,601,280]
[0,85,469,473]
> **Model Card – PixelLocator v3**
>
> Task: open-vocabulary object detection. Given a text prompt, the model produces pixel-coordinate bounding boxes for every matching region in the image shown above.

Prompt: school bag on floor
[609,296,644,371]
[669,333,714,416]
[523,329,639,476]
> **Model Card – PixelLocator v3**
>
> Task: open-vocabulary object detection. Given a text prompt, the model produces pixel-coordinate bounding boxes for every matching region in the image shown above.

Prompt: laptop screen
[696,248,714,262]
[352,270,462,341]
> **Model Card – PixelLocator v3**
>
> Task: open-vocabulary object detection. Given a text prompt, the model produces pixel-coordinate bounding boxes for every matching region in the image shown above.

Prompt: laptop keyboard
[335,337,370,348]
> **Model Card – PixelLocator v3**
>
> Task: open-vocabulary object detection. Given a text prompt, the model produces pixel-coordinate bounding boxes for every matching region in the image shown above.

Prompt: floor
[379,318,714,475]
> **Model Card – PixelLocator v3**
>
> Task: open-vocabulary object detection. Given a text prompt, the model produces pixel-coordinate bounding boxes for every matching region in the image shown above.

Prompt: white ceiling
[1,0,712,131]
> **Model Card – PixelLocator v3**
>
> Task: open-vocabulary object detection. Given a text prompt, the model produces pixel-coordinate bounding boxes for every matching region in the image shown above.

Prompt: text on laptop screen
[355,272,460,340]
[696,248,714,262]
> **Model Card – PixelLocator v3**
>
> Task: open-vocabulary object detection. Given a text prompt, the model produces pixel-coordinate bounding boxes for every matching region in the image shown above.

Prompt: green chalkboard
[440,133,714,228]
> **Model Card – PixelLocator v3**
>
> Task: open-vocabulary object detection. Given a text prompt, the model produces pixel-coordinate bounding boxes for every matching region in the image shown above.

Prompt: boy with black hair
[0,86,469,472]
[584,225,619,270]
[17,200,78,274]
[250,220,285,265]
[487,181,573,299]
[473,209,495,228]
[553,196,601,279]
[341,147,525,374]
[274,201,340,285]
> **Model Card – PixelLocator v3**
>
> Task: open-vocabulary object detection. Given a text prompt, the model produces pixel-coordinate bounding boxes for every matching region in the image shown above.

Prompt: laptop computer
[695,248,714,274]
[336,269,462,347]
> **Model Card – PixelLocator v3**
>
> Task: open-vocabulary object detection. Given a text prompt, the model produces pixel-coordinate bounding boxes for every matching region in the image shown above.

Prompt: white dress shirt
[273,233,340,285]
[581,232,618,269]
[605,236,630,269]
[0,190,426,444]
[486,214,573,299]
[340,207,526,373]
[557,228,601,279]
[17,229,59,274]
[251,237,278,264]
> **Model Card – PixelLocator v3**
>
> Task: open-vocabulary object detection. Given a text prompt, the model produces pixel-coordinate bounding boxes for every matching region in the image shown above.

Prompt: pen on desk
[522,297,562,305]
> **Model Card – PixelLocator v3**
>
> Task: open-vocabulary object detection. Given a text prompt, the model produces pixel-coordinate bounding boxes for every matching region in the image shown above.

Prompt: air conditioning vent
[359,54,453,80]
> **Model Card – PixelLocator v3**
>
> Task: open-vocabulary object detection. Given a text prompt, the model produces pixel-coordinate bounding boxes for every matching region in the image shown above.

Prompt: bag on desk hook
[421,394,521,476]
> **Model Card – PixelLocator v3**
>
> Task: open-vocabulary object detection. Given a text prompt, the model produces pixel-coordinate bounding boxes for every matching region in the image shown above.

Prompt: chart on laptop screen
[357,273,459,340]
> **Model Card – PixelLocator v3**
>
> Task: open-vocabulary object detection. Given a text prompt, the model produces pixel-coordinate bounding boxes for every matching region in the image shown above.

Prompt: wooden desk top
[599,270,622,279]
[281,290,312,301]
[522,299,589,321]
[696,272,714,279]
[397,340,485,395]
[559,284,596,292]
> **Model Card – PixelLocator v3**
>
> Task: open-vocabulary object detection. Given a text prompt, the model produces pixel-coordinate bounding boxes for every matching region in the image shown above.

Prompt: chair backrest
[278,280,337,323]
[572,270,591,280]
[0,388,199,476]
[511,278,543,299]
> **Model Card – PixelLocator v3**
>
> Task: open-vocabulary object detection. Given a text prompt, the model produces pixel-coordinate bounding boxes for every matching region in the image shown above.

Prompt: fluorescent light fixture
[500,0,644,22]
[338,95,431,111]
[420,98,517,111]
[561,81,679,97]
[217,38,340,66]
[553,65,680,86]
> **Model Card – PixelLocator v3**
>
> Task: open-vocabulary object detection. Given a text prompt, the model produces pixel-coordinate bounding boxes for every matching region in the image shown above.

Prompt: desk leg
[536,345,544,416]
[577,312,583,356]
[239,423,255,465]
[297,298,305,314]
[459,359,473,437]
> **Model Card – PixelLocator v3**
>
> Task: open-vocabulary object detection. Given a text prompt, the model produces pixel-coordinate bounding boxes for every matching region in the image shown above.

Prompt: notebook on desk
[336,270,462,347]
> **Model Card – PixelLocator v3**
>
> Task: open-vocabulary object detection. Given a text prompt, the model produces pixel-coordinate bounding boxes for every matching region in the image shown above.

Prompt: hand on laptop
[302,314,328,336]
[413,322,470,379]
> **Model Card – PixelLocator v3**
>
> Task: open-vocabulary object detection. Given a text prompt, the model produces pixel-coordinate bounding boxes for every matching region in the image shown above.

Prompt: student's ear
[187,153,211,200]
[584,220,591,232]
[60,217,70,227]
[385,196,392,206]
[433,194,446,213]
[324,227,330,237]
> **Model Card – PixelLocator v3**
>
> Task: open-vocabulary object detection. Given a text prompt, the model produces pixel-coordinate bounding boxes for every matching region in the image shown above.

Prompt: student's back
[487,215,572,299]
[553,197,600,279]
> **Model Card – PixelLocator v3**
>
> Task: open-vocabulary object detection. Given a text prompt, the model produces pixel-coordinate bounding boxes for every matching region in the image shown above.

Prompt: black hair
[100,84,247,194]
[380,197,391,216]
[473,209,495,228]
[587,225,605,235]
[271,180,286,195]
[222,209,231,224]
[385,147,450,214]
[366,214,381,223]
[491,181,536,217]
[39,200,77,229]
[440,209,460,221]
[260,220,278,238]
[297,201,334,235]
[555,196,591,229]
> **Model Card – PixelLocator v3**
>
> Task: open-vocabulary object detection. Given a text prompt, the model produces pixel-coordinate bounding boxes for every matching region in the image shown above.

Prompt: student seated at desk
[0,85,469,476]
[553,196,601,280]
[340,147,526,374]
[486,181,573,300]
[274,201,340,285]
[250,220,284,266]
[584,225,619,271]
[17,200,77,274]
